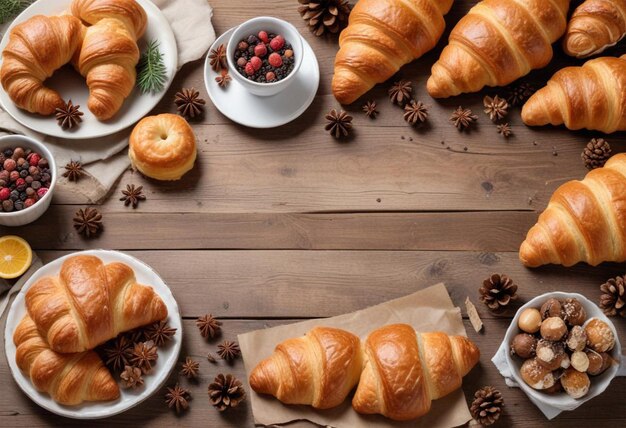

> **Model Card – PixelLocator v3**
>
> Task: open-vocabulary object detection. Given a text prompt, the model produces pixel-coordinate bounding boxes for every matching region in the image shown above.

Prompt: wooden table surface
[2,0,626,426]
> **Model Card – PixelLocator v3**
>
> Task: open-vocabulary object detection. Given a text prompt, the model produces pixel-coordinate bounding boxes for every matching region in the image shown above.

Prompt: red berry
[244,62,255,75]
[270,35,285,51]
[250,56,262,71]
[37,187,48,198]
[266,71,276,81]
[268,53,283,68]
[9,171,19,182]
[15,178,25,187]
[258,31,269,43]
[28,153,41,166]
[254,43,267,57]
[0,188,9,200]
[3,158,16,171]
[237,57,247,67]
[24,198,36,208]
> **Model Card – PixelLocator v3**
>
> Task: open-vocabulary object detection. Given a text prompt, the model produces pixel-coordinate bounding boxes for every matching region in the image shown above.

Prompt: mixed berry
[234,31,295,83]
[0,147,52,213]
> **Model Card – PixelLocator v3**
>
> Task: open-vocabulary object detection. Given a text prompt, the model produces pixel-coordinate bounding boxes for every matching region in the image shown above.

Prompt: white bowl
[0,135,57,227]
[505,292,623,410]
[226,16,304,97]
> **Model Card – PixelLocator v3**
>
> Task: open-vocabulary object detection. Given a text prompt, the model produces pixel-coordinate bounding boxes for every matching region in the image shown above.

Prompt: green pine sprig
[0,0,33,24]
[136,39,167,94]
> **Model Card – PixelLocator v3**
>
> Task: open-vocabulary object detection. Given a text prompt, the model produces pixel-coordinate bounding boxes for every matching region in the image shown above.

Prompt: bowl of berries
[0,135,56,227]
[227,16,304,96]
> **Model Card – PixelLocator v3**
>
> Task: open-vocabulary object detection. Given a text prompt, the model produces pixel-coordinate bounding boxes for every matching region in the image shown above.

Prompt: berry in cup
[0,147,51,213]
[234,31,295,83]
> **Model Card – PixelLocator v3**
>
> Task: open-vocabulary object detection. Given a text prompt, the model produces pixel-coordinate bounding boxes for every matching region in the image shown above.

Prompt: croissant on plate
[520,154,626,267]
[563,0,626,58]
[352,324,480,421]
[14,315,119,405]
[25,254,167,353]
[71,0,147,120]
[332,0,454,105]
[0,15,85,115]
[427,0,570,98]
[521,55,626,133]
[249,326,363,409]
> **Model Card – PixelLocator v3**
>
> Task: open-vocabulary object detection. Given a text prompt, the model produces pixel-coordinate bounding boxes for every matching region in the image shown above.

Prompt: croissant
[520,154,626,267]
[521,55,626,133]
[25,254,167,353]
[14,315,119,405]
[249,326,363,409]
[427,0,570,98]
[332,0,454,105]
[0,15,84,115]
[352,324,480,421]
[563,0,626,58]
[71,0,147,120]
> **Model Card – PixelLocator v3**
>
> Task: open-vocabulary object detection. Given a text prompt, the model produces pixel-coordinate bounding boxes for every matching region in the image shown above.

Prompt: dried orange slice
[0,235,32,279]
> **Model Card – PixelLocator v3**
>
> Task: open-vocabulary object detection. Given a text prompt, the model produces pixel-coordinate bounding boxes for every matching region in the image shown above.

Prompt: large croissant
[71,0,147,120]
[249,326,363,409]
[332,0,454,105]
[563,0,626,58]
[0,15,84,115]
[427,0,570,98]
[520,154,626,267]
[521,55,626,133]
[14,315,119,405]
[25,255,167,353]
[352,324,479,421]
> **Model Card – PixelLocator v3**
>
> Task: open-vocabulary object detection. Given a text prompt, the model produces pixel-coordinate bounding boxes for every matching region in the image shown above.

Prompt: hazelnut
[519,308,542,333]
[540,298,562,320]
[540,317,567,341]
[585,318,615,352]
[586,351,613,376]
[562,298,587,326]
[571,351,590,372]
[511,333,537,359]
[566,325,587,352]
[536,339,566,370]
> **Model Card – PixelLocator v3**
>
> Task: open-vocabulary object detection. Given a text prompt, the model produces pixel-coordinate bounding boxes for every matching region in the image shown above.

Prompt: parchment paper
[238,283,474,428]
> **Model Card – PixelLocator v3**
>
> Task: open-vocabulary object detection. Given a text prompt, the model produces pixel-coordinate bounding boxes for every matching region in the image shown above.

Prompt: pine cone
[581,138,611,170]
[297,0,351,37]
[479,274,518,313]
[600,275,626,317]
[470,386,504,426]
[208,373,246,411]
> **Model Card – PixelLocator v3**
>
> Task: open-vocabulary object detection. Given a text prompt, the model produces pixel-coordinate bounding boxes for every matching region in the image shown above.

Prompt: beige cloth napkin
[0,0,215,204]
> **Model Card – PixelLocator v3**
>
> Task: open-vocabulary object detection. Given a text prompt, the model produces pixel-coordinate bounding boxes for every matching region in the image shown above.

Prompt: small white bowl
[0,135,57,227]
[505,292,623,410]
[226,16,304,97]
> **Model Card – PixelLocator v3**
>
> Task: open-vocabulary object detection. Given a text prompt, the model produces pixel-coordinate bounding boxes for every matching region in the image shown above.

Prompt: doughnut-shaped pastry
[129,113,197,181]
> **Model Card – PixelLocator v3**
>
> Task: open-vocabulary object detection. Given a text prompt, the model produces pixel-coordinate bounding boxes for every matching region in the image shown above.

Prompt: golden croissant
[14,315,119,405]
[427,0,570,98]
[520,154,626,267]
[521,55,626,133]
[352,324,480,421]
[0,15,84,115]
[563,0,626,58]
[332,0,454,105]
[249,326,363,409]
[25,254,167,353]
[71,0,147,120]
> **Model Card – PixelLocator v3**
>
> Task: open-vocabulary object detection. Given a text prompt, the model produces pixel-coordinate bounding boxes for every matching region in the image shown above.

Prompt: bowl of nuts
[505,292,622,409]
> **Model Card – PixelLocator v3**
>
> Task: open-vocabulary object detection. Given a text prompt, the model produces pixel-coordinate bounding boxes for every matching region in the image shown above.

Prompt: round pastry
[584,318,615,352]
[535,339,566,371]
[586,351,612,376]
[518,308,542,333]
[562,298,586,326]
[566,325,587,352]
[570,351,589,372]
[540,317,567,341]
[540,298,562,320]
[129,114,197,181]
[520,358,556,390]
[561,367,590,399]
[511,333,537,359]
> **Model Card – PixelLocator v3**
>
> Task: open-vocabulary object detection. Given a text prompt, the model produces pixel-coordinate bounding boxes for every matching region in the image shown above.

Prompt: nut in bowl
[505,292,623,410]
[226,16,304,97]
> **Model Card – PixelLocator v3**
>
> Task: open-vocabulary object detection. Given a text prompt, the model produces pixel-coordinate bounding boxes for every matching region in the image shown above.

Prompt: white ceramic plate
[204,27,319,128]
[0,0,177,140]
[4,250,183,419]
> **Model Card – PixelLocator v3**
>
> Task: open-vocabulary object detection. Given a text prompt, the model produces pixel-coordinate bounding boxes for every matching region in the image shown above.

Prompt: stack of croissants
[13,255,168,405]
[0,0,147,121]
[249,324,480,421]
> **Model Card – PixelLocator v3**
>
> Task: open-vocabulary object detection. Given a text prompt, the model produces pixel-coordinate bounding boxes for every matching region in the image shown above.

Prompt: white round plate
[204,28,319,128]
[4,250,183,419]
[0,0,177,140]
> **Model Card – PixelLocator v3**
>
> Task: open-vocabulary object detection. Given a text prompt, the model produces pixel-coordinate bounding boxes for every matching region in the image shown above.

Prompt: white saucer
[204,28,319,128]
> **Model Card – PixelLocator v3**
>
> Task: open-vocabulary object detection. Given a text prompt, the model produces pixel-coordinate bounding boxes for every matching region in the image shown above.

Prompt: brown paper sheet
[238,283,474,428]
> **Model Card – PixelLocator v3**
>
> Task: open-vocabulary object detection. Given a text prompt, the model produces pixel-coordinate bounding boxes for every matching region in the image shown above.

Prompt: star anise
[130,340,158,374]
[180,356,200,379]
[124,328,146,345]
[120,365,144,389]
[325,109,352,139]
[215,71,231,88]
[55,100,83,130]
[362,100,378,119]
[174,88,206,119]
[450,106,478,131]
[103,335,133,371]
[506,82,536,107]
[209,44,227,72]
[483,95,509,121]
[497,123,513,138]
[388,80,412,105]
[119,184,146,209]
[208,373,246,411]
[165,384,190,414]
[217,340,241,362]
[403,100,428,125]
[197,314,222,339]
[63,160,85,182]
[73,207,103,238]
[143,320,177,347]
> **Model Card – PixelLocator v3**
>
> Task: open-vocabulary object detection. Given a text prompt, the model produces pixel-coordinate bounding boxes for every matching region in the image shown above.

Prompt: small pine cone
[479,274,518,313]
[470,386,504,426]
[581,138,611,170]
[600,275,626,317]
